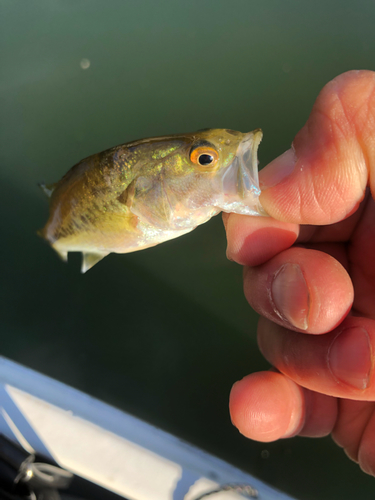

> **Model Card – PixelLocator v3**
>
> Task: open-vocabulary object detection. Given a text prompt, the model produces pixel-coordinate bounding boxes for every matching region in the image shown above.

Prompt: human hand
[224,70,375,476]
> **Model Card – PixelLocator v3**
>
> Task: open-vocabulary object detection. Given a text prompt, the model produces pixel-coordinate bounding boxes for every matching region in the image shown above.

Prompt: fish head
[190,128,265,214]
[130,128,265,231]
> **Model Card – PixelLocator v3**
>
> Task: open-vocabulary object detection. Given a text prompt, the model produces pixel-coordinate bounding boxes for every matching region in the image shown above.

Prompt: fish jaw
[215,129,267,216]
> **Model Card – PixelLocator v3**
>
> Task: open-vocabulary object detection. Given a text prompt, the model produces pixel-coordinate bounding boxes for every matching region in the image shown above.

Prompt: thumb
[259,70,375,224]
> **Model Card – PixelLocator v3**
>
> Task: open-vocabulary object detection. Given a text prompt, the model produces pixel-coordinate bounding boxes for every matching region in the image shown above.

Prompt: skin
[223,70,375,476]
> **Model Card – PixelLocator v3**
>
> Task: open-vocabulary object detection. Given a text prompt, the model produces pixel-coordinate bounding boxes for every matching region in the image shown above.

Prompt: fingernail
[328,327,372,390]
[259,149,296,189]
[271,263,309,330]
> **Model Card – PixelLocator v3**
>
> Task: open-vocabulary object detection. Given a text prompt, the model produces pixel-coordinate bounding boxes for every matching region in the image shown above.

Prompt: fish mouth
[218,129,266,216]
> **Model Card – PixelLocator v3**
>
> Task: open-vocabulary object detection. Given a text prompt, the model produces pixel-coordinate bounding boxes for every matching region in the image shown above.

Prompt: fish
[38,128,265,273]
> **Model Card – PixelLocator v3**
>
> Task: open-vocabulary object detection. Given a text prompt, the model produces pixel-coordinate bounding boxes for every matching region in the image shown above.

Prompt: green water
[1,1,375,498]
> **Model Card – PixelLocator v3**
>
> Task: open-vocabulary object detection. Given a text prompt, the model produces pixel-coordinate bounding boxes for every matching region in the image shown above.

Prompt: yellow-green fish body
[39,129,264,272]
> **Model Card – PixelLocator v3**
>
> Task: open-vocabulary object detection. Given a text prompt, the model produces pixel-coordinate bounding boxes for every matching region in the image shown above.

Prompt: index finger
[259,70,375,225]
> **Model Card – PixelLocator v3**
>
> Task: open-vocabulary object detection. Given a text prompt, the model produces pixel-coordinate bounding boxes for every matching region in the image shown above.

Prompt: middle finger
[243,246,353,334]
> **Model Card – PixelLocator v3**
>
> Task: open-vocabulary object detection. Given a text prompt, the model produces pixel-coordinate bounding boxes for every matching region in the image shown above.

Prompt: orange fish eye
[190,147,219,167]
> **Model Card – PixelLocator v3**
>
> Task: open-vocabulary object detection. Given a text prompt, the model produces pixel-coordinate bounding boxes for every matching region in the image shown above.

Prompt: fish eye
[198,154,214,165]
[190,146,219,168]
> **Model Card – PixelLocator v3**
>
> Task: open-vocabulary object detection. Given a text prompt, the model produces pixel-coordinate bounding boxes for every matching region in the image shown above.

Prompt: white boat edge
[0,356,297,500]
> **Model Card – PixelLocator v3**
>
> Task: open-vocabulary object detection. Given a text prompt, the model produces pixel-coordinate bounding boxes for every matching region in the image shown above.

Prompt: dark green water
[1,1,375,498]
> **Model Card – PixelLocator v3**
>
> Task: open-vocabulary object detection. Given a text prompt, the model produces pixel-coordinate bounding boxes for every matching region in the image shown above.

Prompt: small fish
[38,129,265,272]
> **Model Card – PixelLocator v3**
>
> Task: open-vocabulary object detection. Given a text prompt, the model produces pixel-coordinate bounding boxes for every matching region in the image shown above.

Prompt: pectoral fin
[129,174,173,229]
[117,179,136,208]
[81,252,109,273]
